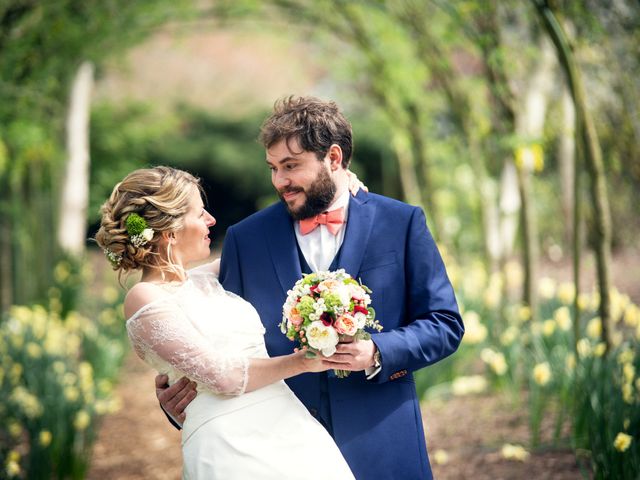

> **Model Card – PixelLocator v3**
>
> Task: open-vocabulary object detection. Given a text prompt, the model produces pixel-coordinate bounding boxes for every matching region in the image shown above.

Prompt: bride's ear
[162,231,177,244]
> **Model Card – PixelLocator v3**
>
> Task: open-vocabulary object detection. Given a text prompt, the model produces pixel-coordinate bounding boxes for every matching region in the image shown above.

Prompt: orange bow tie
[299,208,345,235]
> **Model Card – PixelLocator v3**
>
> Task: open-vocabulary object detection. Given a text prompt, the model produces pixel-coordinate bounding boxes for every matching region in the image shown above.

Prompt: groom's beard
[278,166,337,221]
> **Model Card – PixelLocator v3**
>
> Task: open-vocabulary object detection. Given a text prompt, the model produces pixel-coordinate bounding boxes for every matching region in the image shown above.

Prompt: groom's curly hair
[259,96,353,168]
[95,166,202,281]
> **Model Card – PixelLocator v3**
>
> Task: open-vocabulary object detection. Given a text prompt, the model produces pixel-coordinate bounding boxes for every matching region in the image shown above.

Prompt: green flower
[297,296,315,317]
[126,213,154,247]
[322,292,342,310]
[126,213,148,236]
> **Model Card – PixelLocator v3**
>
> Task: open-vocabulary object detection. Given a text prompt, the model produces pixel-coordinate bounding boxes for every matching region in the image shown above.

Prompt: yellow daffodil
[618,349,634,365]
[577,339,592,358]
[483,285,501,309]
[52,361,66,375]
[518,306,531,322]
[26,342,42,359]
[500,326,519,346]
[613,432,632,452]
[610,289,629,324]
[99,309,117,327]
[8,421,22,438]
[451,375,488,396]
[39,430,52,447]
[623,304,639,327]
[586,317,602,339]
[565,353,576,372]
[501,443,530,461]
[462,311,487,345]
[622,383,634,404]
[594,343,607,357]
[10,364,23,383]
[5,461,20,477]
[538,277,556,299]
[623,363,635,384]
[481,348,508,375]
[577,293,590,311]
[504,261,523,290]
[102,286,119,304]
[433,449,449,465]
[542,319,556,337]
[557,283,575,305]
[10,386,43,419]
[554,307,572,331]
[533,362,552,386]
[74,410,91,431]
[64,386,80,402]
[53,261,71,283]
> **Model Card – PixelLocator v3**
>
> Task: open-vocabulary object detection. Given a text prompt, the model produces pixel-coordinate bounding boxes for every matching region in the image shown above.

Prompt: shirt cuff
[162,405,183,429]
[365,365,382,380]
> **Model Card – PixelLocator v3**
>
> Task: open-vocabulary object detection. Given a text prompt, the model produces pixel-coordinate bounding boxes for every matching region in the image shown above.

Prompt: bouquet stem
[334,369,350,378]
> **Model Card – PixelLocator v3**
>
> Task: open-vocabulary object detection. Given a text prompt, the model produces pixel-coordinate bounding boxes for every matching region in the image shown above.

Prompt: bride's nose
[205,211,216,227]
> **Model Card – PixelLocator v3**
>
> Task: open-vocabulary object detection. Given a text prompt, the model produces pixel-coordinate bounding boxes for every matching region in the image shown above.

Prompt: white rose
[349,284,366,301]
[354,312,367,329]
[336,284,352,306]
[142,228,154,242]
[305,321,339,357]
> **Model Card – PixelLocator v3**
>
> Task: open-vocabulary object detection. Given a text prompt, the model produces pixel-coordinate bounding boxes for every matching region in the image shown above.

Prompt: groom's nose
[272,170,290,190]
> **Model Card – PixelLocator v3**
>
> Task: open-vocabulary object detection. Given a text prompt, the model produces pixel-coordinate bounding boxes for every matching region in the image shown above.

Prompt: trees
[0,0,192,309]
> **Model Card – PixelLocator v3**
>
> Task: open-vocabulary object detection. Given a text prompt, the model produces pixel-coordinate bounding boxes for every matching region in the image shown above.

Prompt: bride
[95,166,354,479]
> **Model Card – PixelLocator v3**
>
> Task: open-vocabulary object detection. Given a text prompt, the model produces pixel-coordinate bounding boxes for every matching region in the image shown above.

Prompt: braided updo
[95,166,202,275]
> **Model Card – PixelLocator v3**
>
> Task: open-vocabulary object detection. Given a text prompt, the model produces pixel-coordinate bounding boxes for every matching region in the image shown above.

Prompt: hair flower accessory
[126,213,154,247]
[103,248,122,267]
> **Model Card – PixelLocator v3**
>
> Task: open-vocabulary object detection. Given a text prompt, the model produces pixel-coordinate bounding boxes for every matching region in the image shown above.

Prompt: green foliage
[0,264,128,479]
[0,0,196,311]
[417,254,640,477]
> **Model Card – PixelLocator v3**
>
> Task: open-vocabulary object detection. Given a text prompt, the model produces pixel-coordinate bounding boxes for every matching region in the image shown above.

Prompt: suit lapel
[337,189,375,278]
[265,203,303,295]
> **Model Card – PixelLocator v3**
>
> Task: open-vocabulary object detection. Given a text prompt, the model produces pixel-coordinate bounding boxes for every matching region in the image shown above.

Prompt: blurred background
[1,0,639,478]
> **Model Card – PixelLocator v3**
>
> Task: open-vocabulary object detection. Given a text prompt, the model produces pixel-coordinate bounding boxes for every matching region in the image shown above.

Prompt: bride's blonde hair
[95,166,202,280]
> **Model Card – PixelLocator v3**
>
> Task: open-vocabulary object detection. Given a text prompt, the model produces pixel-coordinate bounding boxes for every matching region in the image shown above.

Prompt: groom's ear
[327,144,343,171]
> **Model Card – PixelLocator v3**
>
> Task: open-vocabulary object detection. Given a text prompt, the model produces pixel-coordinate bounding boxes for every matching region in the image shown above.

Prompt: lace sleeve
[126,301,248,396]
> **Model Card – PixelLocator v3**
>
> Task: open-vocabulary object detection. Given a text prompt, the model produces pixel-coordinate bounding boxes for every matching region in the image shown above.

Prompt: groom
[158,96,464,479]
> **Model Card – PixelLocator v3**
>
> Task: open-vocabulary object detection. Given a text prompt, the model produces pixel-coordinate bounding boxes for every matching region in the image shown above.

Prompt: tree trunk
[533,0,613,350]
[390,127,423,208]
[559,85,576,251]
[513,36,556,315]
[58,61,94,257]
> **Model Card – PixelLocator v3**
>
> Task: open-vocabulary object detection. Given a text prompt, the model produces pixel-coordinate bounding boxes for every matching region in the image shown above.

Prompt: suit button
[309,408,318,417]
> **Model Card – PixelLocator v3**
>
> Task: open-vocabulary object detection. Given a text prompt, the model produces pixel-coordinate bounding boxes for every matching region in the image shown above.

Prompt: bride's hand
[295,347,329,373]
[346,169,368,196]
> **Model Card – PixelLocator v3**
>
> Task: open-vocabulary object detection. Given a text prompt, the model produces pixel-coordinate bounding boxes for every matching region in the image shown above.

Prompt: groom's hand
[155,374,197,424]
[323,338,377,371]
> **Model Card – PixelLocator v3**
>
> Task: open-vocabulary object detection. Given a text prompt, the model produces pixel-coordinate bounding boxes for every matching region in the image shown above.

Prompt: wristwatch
[372,348,382,368]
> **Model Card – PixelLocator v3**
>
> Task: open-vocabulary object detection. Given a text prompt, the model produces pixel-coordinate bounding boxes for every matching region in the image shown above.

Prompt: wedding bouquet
[279,269,382,378]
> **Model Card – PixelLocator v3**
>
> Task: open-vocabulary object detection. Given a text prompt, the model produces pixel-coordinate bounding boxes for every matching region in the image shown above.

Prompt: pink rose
[290,314,303,326]
[334,313,358,336]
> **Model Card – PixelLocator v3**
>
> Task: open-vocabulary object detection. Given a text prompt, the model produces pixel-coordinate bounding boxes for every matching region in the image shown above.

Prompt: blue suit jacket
[219,190,464,479]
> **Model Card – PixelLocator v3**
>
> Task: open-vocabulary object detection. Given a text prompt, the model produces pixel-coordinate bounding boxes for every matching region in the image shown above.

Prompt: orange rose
[334,313,357,336]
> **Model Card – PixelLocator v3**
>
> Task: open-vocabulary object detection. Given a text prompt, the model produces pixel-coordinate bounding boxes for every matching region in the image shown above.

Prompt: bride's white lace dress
[126,271,354,480]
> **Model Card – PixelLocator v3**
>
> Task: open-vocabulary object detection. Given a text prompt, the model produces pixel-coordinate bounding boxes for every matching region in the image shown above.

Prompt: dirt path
[88,352,584,479]
[87,355,182,480]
